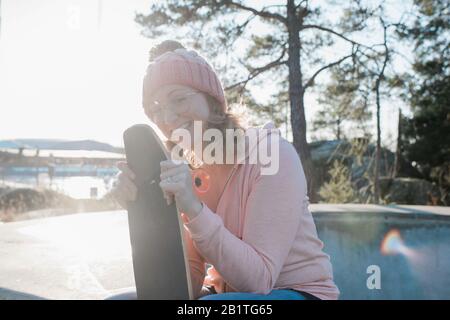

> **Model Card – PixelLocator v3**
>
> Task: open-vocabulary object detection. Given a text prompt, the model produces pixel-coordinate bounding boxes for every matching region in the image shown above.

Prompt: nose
[163,108,178,125]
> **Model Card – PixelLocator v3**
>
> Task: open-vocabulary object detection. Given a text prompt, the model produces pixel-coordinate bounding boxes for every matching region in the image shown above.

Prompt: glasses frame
[147,90,200,120]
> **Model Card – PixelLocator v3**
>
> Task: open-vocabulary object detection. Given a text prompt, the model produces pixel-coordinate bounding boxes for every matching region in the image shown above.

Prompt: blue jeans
[199,289,307,300]
[105,288,308,300]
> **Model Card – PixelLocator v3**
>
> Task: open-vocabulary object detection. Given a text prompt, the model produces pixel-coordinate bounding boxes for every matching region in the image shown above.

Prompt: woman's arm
[184,140,306,294]
[182,222,206,299]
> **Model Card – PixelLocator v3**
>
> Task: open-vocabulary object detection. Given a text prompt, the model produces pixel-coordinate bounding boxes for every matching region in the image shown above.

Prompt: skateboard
[123,124,193,300]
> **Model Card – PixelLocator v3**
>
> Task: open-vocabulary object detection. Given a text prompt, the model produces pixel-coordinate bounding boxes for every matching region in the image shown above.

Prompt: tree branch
[301,24,364,47]
[224,0,287,24]
[225,59,288,92]
[304,48,357,89]
[233,13,257,36]
[296,0,309,11]
[225,45,288,92]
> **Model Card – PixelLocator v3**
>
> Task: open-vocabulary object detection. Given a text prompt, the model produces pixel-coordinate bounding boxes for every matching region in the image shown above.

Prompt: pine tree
[313,64,372,140]
[135,0,383,201]
[398,0,450,204]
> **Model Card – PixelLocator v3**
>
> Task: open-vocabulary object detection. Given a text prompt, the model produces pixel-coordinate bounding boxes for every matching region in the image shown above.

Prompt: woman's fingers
[160,165,187,180]
[159,180,184,195]
[124,181,137,201]
[111,186,130,209]
[112,170,138,209]
[116,161,128,172]
[116,161,136,180]
[163,192,174,205]
[118,174,137,197]
[160,159,188,172]
[160,161,190,207]
[115,160,187,209]
[159,172,187,193]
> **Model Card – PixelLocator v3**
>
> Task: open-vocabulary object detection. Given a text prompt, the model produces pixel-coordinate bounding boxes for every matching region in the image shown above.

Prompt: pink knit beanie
[142,48,226,112]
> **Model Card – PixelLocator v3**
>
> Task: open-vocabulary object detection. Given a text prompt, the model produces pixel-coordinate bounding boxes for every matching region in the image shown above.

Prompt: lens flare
[381,229,403,255]
[381,229,414,257]
[192,169,210,193]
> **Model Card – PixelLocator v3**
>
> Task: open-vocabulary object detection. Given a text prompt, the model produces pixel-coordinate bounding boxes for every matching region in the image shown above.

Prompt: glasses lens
[149,91,196,119]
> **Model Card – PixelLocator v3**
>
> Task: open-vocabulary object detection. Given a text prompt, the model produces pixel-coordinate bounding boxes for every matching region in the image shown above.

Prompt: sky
[0,0,152,147]
[0,0,409,149]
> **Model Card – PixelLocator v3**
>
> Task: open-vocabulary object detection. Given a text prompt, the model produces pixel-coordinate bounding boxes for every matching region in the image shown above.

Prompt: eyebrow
[168,89,184,97]
[153,89,186,102]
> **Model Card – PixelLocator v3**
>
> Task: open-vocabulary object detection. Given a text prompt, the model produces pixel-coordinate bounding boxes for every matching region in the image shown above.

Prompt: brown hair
[148,40,247,166]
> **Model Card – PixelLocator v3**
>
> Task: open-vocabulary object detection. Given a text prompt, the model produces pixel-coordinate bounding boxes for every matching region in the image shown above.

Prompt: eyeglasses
[146,91,199,120]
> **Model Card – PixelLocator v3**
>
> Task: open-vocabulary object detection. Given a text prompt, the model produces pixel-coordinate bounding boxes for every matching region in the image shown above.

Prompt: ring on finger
[165,175,181,183]
[165,176,175,183]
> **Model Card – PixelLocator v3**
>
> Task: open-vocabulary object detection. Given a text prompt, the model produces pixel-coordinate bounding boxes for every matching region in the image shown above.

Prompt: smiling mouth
[169,122,191,138]
[178,122,191,130]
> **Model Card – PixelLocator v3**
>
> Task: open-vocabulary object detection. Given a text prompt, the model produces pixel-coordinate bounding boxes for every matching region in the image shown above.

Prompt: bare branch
[264,4,286,9]
[224,0,287,24]
[376,18,390,83]
[301,24,364,46]
[296,0,309,11]
[225,45,288,92]
[304,48,357,89]
[373,17,390,204]
[389,48,413,66]
[225,59,288,92]
[233,13,257,36]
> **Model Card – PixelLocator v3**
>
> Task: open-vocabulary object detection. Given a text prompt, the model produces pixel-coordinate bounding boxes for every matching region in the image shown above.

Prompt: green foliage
[134,1,381,133]
[319,160,356,203]
[400,0,450,180]
[313,65,372,140]
[134,1,415,202]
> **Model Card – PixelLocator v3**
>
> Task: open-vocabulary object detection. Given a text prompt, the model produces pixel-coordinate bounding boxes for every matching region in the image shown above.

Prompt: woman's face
[144,84,210,145]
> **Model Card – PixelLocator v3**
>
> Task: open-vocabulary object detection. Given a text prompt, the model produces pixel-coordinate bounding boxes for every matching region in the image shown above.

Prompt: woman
[111,40,339,300]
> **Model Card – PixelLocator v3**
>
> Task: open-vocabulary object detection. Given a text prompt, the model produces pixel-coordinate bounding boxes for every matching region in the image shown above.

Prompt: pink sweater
[182,123,339,300]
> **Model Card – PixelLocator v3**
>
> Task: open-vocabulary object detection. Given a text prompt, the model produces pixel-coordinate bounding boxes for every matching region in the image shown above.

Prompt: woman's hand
[111,161,137,209]
[159,160,203,220]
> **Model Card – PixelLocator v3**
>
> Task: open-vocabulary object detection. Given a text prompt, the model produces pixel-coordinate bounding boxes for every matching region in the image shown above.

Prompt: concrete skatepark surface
[0,205,449,299]
[0,211,135,300]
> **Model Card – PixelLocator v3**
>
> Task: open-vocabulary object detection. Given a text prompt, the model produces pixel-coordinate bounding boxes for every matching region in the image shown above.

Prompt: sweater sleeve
[184,140,306,294]
[182,222,206,299]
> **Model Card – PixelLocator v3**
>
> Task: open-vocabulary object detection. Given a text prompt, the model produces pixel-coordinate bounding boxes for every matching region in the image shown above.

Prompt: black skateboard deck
[123,124,193,300]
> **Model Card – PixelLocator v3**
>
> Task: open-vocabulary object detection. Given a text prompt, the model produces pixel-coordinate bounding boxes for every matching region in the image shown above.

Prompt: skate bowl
[313,204,450,299]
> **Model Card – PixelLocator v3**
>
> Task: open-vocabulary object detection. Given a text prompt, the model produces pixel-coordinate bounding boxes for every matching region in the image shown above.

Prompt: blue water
[1,166,119,199]
[3,166,118,177]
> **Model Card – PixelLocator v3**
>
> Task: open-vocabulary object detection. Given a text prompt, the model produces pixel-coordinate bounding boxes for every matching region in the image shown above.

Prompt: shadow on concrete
[0,287,46,300]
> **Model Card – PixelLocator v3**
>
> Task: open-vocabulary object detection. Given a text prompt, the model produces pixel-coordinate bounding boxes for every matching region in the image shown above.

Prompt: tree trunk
[374,77,381,204]
[337,117,341,140]
[374,20,389,204]
[392,108,402,178]
[287,0,316,202]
